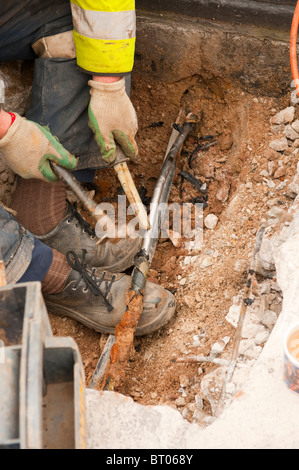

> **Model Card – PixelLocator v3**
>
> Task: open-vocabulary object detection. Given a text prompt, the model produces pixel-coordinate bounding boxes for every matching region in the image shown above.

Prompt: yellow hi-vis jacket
[70,0,136,75]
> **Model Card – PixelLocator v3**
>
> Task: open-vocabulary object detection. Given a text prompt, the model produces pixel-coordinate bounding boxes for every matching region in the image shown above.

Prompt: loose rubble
[47,74,299,428]
[177,94,299,424]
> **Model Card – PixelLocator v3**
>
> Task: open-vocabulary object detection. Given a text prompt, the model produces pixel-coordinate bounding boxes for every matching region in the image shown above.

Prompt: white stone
[276,181,287,191]
[175,397,186,407]
[200,367,227,416]
[200,256,213,269]
[289,181,299,195]
[265,179,276,189]
[260,282,271,295]
[292,119,299,133]
[187,402,197,414]
[270,281,282,293]
[290,89,299,106]
[289,162,299,195]
[211,336,230,354]
[269,137,288,152]
[284,124,299,141]
[257,238,277,272]
[204,213,219,230]
[242,323,268,340]
[225,295,260,328]
[239,339,262,359]
[261,309,278,329]
[195,394,204,410]
[192,409,210,427]
[271,106,295,125]
[255,330,270,345]
[267,161,277,176]
[179,375,190,388]
[234,259,248,273]
[271,124,284,134]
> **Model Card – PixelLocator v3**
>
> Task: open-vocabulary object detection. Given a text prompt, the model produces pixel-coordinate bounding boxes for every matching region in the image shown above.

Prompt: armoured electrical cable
[290,0,299,97]
[95,112,198,391]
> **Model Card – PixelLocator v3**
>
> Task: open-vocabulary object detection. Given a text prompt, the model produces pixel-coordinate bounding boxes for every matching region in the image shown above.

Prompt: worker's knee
[32,31,76,59]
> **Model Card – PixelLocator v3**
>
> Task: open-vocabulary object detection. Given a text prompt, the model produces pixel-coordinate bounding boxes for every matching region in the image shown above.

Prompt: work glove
[88,77,139,164]
[0,113,77,182]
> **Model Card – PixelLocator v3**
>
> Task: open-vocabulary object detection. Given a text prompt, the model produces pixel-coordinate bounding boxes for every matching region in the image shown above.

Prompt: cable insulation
[290,1,299,96]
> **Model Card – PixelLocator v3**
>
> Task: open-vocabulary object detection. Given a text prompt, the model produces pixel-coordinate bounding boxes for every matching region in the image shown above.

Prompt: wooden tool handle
[113,147,150,230]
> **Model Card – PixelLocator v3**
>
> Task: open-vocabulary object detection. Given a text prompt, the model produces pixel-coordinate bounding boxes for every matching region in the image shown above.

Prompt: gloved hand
[0,113,77,182]
[88,77,138,164]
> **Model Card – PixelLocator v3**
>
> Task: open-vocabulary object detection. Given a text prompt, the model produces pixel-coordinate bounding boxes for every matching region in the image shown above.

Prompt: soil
[48,73,298,423]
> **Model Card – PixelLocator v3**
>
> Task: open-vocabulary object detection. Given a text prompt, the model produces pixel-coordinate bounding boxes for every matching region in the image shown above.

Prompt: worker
[0,1,176,336]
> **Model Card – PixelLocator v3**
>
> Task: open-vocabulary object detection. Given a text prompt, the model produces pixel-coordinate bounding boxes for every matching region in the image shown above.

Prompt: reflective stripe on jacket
[70,0,136,75]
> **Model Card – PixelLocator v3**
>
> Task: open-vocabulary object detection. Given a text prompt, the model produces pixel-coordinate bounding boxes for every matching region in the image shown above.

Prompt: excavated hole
[49,73,298,425]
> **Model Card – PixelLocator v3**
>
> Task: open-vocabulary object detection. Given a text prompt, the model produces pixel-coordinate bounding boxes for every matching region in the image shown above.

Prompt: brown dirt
[49,73,298,422]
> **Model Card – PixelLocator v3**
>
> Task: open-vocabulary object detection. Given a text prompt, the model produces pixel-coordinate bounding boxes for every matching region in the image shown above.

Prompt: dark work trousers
[0,0,102,178]
[0,0,131,283]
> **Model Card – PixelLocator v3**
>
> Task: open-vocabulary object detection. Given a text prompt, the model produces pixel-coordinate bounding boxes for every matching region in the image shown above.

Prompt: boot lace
[66,200,96,238]
[66,249,115,311]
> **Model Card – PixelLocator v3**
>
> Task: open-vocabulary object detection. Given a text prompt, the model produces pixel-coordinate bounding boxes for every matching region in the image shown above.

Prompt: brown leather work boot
[36,200,142,272]
[44,250,176,336]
